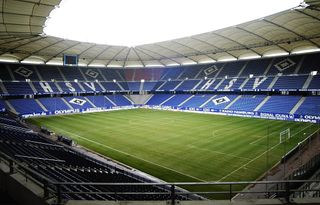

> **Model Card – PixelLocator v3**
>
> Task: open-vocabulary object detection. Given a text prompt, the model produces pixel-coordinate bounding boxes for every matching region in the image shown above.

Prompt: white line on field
[51,126,206,182]
[218,126,319,182]
[249,124,313,145]
[187,145,251,161]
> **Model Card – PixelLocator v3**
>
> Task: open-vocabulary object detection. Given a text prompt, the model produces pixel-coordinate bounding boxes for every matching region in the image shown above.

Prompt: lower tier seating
[0,116,189,201]
[4,94,320,117]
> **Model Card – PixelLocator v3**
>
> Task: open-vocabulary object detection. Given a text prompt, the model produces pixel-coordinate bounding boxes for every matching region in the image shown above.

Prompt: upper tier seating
[3,82,34,95]
[240,59,271,77]
[0,52,319,96]
[267,56,302,75]
[10,64,40,81]
[272,75,308,90]
[100,82,123,91]
[37,65,64,81]
[60,66,85,81]
[299,53,320,74]
[175,80,200,91]
[143,82,157,91]
[308,75,320,90]
[217,61,245,78]
[32,81,61,94]
[158,80,181,91]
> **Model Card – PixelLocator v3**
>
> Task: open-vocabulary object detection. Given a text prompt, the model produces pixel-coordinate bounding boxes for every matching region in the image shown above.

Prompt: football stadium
[0,0,320,205]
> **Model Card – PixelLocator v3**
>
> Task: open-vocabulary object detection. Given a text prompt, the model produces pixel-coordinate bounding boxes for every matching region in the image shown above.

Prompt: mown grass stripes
[27,109,319,184]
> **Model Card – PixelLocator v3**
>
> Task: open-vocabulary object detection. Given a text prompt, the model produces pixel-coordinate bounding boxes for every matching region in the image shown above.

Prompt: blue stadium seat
[100,82,123,91]
[107,95,132,106]
[272,75,308,90]
[3,82,35,95]
[308,75,320,90]
[146,94,173,105]
[299,53,320,74]
[175,80,200,91]
[38,97,71,112]
[32,81,61,94]
[142,82,157,91]
[228,95,266,111]
[159,80,181,91]
[295,96,320,115]
[162,94,192,106]
[217,61,245,78]
[259,96,301,113]
[182,95,213,108]
[9,99,45,114]
[203,95,238,109]
[64,96,95,110]
[85,96,114,108]
[240,59,271,77]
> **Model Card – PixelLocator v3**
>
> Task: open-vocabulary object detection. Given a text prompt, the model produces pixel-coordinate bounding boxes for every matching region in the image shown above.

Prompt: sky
[44,0,302,47]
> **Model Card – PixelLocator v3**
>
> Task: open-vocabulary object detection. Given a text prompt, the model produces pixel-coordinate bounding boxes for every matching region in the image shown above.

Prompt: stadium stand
[3,82,35,95]
[0,100,5,112]
[308,75,320,90]
[295,96,320,116]
[0,52,318,125]
[258,96,301,113]
[8,98,45,114]
[227,95,266,112]
[0,115,189,201]
[38,97,72,112]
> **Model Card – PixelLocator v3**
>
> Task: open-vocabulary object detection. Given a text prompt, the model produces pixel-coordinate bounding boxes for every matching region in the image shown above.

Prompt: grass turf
[27,108,319,184]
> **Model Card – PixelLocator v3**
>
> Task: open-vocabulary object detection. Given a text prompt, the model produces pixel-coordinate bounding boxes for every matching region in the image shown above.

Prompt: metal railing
[1,151,320,204]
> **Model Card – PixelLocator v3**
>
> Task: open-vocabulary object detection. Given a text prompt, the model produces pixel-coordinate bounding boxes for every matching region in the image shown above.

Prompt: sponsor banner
[21,104,320,123]
[144,105,320,123]
[20,106,135,118]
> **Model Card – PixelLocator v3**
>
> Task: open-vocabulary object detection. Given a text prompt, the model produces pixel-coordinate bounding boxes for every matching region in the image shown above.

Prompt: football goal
[280,128,291,143]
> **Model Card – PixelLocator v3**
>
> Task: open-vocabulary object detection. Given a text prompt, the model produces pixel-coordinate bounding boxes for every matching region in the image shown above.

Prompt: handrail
[1,151,320,204]
[50,179,320,186]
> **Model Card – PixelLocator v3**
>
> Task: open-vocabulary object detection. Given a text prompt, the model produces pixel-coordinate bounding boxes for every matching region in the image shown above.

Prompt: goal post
[280,128,291,143]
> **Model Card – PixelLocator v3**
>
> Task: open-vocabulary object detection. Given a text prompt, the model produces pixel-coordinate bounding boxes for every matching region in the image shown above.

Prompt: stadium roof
[0,0,320,67]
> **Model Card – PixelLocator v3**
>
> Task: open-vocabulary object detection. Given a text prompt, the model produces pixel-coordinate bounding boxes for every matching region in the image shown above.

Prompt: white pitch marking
[249,124,313,145]
[50,126,206,182]
[218,126,319,182]
[187,144,251,161]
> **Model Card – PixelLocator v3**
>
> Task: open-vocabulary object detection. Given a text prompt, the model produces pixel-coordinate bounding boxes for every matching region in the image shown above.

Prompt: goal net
[280,128,291,143]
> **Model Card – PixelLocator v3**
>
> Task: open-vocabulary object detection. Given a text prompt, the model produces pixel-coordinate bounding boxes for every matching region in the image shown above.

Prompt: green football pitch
[27,109,319,184]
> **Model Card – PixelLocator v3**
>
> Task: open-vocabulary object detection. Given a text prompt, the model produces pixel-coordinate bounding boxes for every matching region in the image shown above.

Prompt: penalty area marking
[187,145,251,161]
[51,126,206,182]
[218,125,319,182]
[249,124,314,145]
